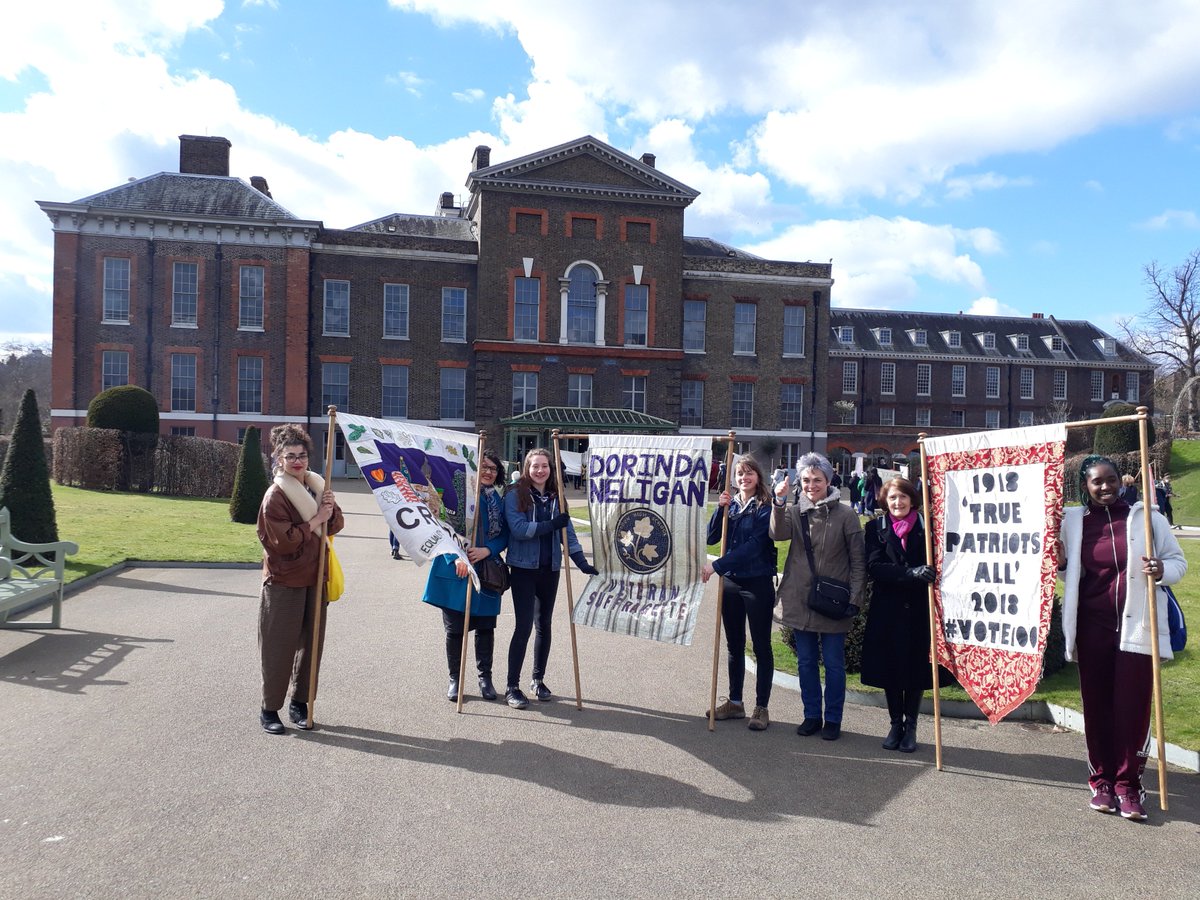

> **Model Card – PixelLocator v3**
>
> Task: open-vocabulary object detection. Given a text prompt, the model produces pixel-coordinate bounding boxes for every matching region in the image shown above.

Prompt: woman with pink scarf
[862,476,949,753]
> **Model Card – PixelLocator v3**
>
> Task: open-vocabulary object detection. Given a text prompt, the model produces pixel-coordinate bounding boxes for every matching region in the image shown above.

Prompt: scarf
[482,486,503,540]
[273,469,327,521]
[890,509,919,549]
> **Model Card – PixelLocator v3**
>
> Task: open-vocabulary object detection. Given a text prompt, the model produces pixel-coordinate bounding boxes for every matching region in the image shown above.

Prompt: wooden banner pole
[1136,406,1170,810]
[456,431,488,713]
[707,431,737,732]
[918,433,943,771]
[552,430,584,710]
[306,405,337,729]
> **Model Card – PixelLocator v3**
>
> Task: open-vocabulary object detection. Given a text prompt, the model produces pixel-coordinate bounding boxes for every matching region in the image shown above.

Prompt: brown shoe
[707,697,746,720]
[748,706,770,731]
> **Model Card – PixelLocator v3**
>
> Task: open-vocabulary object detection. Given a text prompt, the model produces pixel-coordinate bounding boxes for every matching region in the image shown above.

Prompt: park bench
[0,507,78,629]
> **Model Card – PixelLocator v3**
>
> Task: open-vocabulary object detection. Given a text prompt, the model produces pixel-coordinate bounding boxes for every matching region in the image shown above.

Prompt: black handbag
[476,556,510,594]
[799,512,857,619]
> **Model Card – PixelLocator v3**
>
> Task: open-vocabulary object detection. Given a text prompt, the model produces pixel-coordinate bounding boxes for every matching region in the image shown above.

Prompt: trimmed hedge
[86,385,159,434]
[1093,402,1155,455]
[1063,438,1171,504]
[229,425,269,522]
[0,389,58,542]
[53,427,124,490]
[154,434,242,498]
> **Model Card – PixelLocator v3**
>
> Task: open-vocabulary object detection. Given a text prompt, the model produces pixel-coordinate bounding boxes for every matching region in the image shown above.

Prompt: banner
[336,412,479,586]
[924,424,1066,723]
[572,435,711,645]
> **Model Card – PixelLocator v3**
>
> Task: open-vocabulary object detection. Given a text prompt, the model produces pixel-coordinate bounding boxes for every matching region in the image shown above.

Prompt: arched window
[567,265,598,344]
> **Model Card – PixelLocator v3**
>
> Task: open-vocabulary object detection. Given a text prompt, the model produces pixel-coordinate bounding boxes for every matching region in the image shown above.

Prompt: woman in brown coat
[771,452,865,741]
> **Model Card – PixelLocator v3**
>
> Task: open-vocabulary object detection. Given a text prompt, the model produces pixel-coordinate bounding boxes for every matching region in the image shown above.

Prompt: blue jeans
[793,630,846,723]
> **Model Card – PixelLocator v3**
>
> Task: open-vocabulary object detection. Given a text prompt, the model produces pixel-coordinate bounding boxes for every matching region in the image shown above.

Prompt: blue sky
[3,0,1200,346]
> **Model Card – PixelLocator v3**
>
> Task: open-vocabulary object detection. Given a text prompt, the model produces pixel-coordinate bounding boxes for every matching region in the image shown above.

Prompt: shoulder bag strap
[799,511,819,577]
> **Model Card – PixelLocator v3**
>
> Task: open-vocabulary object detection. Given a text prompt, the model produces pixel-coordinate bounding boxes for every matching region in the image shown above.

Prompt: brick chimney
[640,152,656,168]
[179,135,231,176]
[250,176,272,198]
[471,145,491,170]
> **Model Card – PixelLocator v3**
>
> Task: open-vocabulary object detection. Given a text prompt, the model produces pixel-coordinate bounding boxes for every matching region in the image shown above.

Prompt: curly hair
[269,423,313,460]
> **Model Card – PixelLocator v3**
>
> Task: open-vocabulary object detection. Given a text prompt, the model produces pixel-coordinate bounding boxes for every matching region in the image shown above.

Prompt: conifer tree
[0,389,58,542]
[229,425,269,523]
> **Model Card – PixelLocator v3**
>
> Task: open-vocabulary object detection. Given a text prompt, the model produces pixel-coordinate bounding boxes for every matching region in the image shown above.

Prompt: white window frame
[439,368,467,420]
[568,373,593,408]
[623,375,647,414]
[947,331,962,348]
[383,283,410,340]
[879,407,895,426]
[730,382,754,429]
[1126,371,1139,402]
[916,363,931,396]
[512,371,538,416]
[102,257,131,323]
[1091,370,1104,402]
[323,280,350,336]
[985,409,1000,429]
[170,353,196,412]
[780,383,803,430]
[842,361,858,394]
[880,362,896,395]
[951,364,966,397]
[916,407,931,427]
[320,361,349,412]
[680,379,703,427]
[878,327,892,346]
[1015,333,1029,352]
[172,262,198,327]
[238,356,264,414]
[1053,369,1067,400]
[981,332,996,350]
[623,283,648,347]
[101,349,129,390]
[838,325,853,344]
[1018,410,1034,427]
[683,300,706,352]
[913,329,927,347]
[381,364,409,419]
[513,277,539,342]
[733,302,756,355]
[441,287,467,343]
[783,306,806,357]
[951,409,965,427]
[985,366,1000,399]
[239,265,265,331]
[1020,367,1034,400]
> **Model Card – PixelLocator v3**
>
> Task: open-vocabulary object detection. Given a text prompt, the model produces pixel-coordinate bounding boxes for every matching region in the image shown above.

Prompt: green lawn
[52,484,261,582]
[1169,438,1200,525]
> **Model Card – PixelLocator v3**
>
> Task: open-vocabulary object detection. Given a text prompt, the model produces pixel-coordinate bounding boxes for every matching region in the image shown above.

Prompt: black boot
[882,720,904,751]
[899,718,918,753]
[475,628,497,699]
[446,632,463,702]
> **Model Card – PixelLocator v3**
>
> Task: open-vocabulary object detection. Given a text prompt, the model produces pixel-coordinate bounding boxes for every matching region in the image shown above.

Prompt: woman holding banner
[702,455,777,731]
[422,449,509,702]
[1058,455,1186,822]
[503,448,597,709]
[256,424,344,735]
[772,452,865,741]
[862,477,949,753]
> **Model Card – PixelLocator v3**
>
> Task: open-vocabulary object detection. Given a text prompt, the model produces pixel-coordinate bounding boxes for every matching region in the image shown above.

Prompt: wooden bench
[0,507,78,629]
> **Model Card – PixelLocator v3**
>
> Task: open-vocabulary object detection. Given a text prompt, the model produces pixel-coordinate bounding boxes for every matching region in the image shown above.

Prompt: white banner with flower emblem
[572,435,712,645]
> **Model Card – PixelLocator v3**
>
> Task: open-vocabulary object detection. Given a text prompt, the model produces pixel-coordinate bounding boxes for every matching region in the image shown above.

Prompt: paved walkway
[2,483,1198,899]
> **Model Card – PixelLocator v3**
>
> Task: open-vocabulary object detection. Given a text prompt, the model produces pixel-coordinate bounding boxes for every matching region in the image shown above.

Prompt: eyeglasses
[282,453,309,462]
[480,465,498,473]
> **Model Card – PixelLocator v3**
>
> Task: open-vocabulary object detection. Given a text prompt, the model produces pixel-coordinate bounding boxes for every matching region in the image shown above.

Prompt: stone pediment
[466,136,698,207]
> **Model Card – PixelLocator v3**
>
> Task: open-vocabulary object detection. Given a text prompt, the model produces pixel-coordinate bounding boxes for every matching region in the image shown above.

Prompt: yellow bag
[325,536,345,602]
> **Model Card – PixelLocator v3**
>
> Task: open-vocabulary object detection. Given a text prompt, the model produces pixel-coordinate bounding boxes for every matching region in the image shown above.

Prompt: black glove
[570,550,598,575]
[906,565,936,583]
[533,512,571,536]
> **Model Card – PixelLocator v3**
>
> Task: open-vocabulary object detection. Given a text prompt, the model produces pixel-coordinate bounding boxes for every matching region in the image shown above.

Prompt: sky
[2,0,1200,348]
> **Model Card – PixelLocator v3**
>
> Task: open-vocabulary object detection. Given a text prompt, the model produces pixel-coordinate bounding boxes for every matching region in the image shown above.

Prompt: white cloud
[386,70,426,97]
[944,172,1033,200]
[1083,179,1104,193]
[452,88,485,103]
[967,296,1023,317]
[1137,209,1200,230]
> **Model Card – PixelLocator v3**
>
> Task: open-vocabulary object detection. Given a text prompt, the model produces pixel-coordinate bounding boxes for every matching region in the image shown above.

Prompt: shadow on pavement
[0,629,173,694]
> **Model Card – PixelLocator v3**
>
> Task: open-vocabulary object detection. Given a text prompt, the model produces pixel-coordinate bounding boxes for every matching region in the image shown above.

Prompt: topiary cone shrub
[229,426,270,523]
[0,389,58,542]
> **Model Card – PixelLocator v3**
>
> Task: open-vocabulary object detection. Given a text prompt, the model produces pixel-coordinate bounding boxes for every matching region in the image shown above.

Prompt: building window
[948,331,961,348]
[320,361,348,411]
[981,332,996,350]
[381,364,408,419]
[1018,410,1034,427]
[383,284,409,340]
[780,384,803,430]
[440,368,466,419]
[170,353,196,411]
[986,409,1000,429]
[1053,369,1067,400]
[623,284,648,347]
[880,362,896,395]
[1091,370,1104,402]
[837,326,853,344]
[323,280,350,336]
[170,426,196,437]
[103,258,131,322]
[916,363,931,396]
[951,365,966,397]
[623,375,647,414]
[951,409,965,427]
[916,408,931,427]
[842,361,858,394]
[878,327,892,346]
[1020,368,1034,399]
[568,373,593,408]
[683,300,706,352]
[680,380,703,427]
[880,407,895,426]
[1050,335,1064,351]
[172,262,198,326]
[1015,334,1029,351]
[730,383,754,428]
[567,266,598,344]
[101,350,129,389]
[236,427,249,444]
[238,357,264,414]
[512,372,538,416]
[913,329,927,346]
[986,366,1000,399]
[835,402,857,425]
[514,277,539,342]
[783,306,806,356]
[780,442,802,469]
[1126,372,1139,402]
[240,266,265,330]
[733,302,756,354]
[442,287,467,342]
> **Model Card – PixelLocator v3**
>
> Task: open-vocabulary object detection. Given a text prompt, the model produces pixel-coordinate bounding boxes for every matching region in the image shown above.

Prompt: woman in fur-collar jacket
[255,423,344,735]
[771,452,865,741]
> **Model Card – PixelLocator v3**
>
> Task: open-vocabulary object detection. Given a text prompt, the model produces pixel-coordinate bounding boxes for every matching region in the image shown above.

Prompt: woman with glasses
[422,450,509,701]
[256,424,344,734]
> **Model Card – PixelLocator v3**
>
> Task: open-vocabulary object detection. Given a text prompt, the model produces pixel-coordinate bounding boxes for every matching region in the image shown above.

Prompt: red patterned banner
[924,425,1066,724]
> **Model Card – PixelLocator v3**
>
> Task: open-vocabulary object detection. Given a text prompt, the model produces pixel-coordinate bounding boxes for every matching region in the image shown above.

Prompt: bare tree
[1119,248,1200,433]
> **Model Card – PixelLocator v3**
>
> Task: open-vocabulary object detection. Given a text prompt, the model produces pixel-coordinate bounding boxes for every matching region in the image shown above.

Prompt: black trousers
[720,574,776,708]
[885,687,923,724]
[507,566,560,688]
[442,608,495,679]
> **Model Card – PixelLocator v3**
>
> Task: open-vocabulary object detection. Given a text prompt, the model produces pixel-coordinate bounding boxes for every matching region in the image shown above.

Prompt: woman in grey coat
[771,452,866,740]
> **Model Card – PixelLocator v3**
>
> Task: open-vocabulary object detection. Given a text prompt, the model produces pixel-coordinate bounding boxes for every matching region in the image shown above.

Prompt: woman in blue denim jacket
[503,448,597,709]
[702,455,777,731]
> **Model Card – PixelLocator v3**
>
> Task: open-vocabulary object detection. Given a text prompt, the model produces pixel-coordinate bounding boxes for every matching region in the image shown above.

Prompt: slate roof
[71,172,303,221]
[500,406,678,431]
[827,308,1151,366]
[347,213,476,241]
[682,236,762,260]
